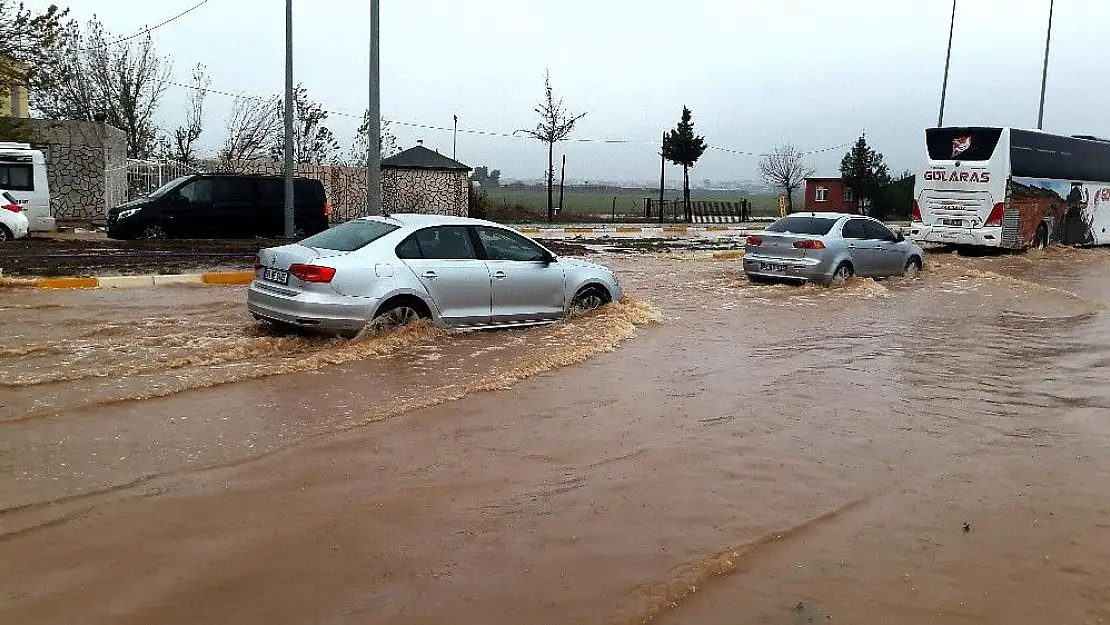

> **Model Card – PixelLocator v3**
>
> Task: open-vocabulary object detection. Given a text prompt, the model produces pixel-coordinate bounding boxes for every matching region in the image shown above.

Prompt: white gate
[125,159,201,201]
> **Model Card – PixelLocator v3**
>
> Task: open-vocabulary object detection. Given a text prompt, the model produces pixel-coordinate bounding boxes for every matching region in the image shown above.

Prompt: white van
[0,142,54,232]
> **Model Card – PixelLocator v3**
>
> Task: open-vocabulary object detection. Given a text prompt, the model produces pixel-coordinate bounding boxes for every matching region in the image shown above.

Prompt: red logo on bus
[952,136,972,158]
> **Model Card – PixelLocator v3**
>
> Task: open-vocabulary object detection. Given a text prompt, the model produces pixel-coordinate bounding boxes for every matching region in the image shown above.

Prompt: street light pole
[366,0,382,216]
[937,0,957,128]
[1037,0,1055,130]
[283,0,295,237]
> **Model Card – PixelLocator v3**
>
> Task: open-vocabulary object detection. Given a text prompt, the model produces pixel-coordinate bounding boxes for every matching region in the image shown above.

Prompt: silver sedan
[743,212,924,284]
[247,214,622,336]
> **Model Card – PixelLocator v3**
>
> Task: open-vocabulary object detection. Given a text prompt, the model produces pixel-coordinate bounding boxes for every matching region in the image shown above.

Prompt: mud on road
[4,246,1110,624]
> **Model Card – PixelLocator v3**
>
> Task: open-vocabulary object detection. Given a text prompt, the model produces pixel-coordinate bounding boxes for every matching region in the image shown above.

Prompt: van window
[0,163,33,192]
[178,179,213,204]
[215,178,255,203]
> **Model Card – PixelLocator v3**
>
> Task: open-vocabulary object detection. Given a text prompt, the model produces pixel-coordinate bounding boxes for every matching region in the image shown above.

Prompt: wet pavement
[3,246,1110,624]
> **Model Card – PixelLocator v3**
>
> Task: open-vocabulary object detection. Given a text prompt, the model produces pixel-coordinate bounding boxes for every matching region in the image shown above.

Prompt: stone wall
[217,161,468,222]
[383,168,469,217]
[27,119,127,222]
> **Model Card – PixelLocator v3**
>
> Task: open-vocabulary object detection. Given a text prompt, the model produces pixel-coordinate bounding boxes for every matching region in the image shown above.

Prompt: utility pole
[658,131,665,224]
[937,0,956,127]
[558,153,566,212]
[283,0,295,238]
[1037,0,1055,130]
[453,114,458,160]
[367,0,382,215]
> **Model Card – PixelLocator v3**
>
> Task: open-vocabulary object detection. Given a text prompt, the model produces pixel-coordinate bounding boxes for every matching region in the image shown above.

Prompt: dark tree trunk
[546,141,554,223]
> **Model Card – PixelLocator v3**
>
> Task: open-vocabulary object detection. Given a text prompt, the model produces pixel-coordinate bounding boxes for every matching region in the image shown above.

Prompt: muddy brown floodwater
[3,246,1110,624]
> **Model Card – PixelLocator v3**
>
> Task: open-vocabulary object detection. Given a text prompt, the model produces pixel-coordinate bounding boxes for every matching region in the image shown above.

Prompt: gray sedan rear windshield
[765,216,838,235]
[299,220,398,251]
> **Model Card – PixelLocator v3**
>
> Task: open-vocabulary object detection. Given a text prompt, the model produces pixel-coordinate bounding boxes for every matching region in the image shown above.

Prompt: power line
[161,78,852,158]
[108,0,214,46]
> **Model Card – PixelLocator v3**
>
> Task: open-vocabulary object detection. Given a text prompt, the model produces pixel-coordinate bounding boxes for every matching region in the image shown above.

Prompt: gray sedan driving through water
[743,212,924,285]
[247,214,622,336]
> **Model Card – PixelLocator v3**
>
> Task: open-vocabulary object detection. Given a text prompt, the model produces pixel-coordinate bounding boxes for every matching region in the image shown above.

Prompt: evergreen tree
[840,134,891,215]
[662,106,708,222]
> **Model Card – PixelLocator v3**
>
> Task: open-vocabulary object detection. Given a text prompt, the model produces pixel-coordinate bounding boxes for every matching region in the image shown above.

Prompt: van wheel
[0,225,11,242]
[142,223,167,239]
[1032,223,1049,250]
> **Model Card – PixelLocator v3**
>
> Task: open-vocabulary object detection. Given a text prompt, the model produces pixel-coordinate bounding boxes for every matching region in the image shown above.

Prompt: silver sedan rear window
[765,216,838,235]
[299,220,399,251]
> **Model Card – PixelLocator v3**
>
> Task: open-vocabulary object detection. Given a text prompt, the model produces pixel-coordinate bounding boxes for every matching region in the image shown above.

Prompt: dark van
[107,174,330,239]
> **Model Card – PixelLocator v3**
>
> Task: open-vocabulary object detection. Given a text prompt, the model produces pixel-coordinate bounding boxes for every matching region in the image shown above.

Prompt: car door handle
[492,271,507,280]
[847,244,856,249]
[422,271,437,279]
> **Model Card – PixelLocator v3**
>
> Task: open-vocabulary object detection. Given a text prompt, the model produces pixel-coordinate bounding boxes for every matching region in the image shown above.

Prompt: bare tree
[35,18,171,159]
[517,70,586,222]
[758,144,814,214]
[165,63,209,166]
[218,95,282,168]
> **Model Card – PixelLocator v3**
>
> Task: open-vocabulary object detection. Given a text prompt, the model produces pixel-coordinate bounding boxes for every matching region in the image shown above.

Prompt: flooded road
[3,247,1110,624]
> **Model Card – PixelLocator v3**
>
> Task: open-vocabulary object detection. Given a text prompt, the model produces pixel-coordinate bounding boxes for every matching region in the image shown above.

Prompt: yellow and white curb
[1,271,257,290]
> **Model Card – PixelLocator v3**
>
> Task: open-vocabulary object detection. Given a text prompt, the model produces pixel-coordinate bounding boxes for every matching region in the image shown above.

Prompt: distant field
[482,185,784,220]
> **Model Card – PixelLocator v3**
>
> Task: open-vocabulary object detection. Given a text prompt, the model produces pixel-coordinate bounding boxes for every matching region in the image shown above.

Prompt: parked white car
[0,142,54,232]
[0,190,30,242]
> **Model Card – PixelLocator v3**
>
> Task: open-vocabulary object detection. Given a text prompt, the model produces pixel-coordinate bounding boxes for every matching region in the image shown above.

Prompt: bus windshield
[926,127,1002,161]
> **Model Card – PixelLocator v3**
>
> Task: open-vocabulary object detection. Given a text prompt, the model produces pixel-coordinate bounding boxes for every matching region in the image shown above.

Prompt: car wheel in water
[903,256,923,278]
[830,262,853,285]
[570,286,610,313]
[368,301,429,331]
[142,223,167,239]
[1032,224,1049,250]
[0,225,11,243]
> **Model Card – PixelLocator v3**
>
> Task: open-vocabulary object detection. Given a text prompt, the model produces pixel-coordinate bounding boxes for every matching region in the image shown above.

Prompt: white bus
[0,142,54,232]
[910,127,1110,249]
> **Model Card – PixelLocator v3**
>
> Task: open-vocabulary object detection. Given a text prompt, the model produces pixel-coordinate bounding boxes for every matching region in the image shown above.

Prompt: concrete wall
[28,119,127,222]
[217,161,469,222]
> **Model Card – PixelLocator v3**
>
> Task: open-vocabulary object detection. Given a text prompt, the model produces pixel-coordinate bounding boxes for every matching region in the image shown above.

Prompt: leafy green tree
[33,18,170,159]
[348,111,397,165]
[271,84,340,165]
[517,70,586,222]
[662,106,708,222]
[840,134,891,216]
[471,166,501,187]
[0,2,70,106]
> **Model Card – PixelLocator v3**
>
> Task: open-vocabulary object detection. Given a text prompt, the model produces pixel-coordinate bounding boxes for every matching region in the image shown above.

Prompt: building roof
[381,145,471,171]
[805,176,844,182]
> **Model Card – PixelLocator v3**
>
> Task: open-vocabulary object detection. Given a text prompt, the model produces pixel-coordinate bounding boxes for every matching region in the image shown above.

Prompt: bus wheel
[1032,224,1049,250]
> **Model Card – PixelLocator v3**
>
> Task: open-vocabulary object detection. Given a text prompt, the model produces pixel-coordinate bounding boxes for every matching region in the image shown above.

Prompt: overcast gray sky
[28,0,1110,184]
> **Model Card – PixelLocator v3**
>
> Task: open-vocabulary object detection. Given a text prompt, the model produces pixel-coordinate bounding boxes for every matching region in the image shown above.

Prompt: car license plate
[942,219,963,227]
[262,267,289,284]
[760,262,788,272]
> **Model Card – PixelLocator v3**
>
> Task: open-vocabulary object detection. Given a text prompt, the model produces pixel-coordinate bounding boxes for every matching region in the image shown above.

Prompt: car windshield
[298,219,399,251]
[765,216,839,235]
[147,176,191,198]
